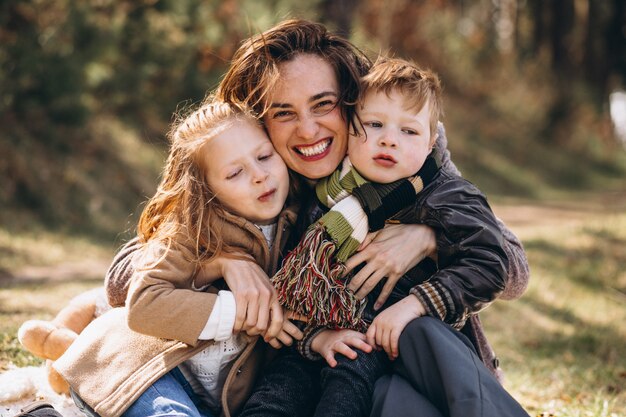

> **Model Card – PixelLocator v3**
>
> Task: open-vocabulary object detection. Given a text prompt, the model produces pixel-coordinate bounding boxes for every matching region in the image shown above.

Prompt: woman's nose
[296,114,320,140]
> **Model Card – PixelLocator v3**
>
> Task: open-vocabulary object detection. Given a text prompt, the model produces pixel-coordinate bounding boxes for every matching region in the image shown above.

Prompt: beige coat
[55,207,297,417]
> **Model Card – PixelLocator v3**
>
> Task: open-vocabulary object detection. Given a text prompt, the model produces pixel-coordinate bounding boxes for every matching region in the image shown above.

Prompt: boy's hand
[311,329,373,367]
[366,296,426,360]
[264,310,306,349]
[345,224,436,308]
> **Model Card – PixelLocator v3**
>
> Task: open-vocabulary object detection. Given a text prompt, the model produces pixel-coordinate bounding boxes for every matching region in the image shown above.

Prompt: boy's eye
[226,169,242,180]
[365,121,383,128]
[402,128,418,135]
[258,152,273,161]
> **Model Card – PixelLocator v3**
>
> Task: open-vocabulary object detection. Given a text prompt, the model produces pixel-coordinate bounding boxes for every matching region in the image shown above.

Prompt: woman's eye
[272,110,295,120]
[313,100,336,115]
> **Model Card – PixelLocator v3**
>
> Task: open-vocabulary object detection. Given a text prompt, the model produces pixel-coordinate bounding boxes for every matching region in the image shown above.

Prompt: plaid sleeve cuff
[410,281,468,329]
[297,324,328,361]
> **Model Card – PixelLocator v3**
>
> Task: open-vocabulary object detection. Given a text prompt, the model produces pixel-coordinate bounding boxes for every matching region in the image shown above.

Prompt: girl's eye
[402,128,418,135]
[258,152,273,161]
[226,169,242,180]
[365,121,383,128]
[313,100,336,115]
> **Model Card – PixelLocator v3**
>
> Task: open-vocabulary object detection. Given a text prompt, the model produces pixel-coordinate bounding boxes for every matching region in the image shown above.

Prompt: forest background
[1,1,625,416]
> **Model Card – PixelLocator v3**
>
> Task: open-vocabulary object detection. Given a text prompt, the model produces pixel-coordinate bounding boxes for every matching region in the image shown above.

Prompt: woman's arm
[435,123,529,300]
[409,178,507,326]
[345,124,529,306]
[104,237,142,307]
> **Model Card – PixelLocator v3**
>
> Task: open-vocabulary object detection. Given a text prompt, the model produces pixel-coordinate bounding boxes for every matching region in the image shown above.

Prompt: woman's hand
[311,329,373,367]
[345,224,436,309]
[366,296,426,360]
[219,257,283,339]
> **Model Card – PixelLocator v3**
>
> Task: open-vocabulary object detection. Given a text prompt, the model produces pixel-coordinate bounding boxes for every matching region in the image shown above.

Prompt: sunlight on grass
[484,204,626,417]
[0,227,115,271]
[1,196,624,415]
[0,280,101,370]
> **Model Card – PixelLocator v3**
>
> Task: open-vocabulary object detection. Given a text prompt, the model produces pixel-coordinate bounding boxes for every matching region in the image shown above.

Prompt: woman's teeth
[296,139,330,157]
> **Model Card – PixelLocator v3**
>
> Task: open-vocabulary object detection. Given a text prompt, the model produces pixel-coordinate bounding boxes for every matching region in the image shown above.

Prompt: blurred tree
[0,0,623,233]
[354,0,625,143]
[319,0,360,38]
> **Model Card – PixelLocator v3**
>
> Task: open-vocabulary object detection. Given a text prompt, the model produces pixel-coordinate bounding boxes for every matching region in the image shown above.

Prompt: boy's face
[349,89,435,183]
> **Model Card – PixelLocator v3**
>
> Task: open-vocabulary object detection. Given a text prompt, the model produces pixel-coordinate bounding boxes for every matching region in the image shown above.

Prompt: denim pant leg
[388,317,530,417]
[123,367,214,417]
[239,348,321,417]
[72,367,214,417]
[314,349,390,417]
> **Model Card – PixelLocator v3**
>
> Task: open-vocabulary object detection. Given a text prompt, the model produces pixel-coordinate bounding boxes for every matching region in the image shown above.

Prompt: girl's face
[201,118,290,225]
[263,54,348,180]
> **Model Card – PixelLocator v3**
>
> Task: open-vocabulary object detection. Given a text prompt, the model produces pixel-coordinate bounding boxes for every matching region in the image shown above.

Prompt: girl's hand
[311,329,373,367]
[345,224,436,308]
[219,257,283,339]
[264,310,306,349]
[366,296,426,360]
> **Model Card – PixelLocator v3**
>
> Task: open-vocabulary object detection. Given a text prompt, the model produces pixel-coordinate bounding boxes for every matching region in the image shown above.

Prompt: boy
[287,57,511,417]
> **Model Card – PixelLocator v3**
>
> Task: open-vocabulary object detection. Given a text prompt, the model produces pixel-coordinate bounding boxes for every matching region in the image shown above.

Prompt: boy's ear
[429,131,438,150]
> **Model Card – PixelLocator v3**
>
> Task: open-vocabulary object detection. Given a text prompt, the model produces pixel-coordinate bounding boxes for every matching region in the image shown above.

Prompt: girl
[54,100,301,417]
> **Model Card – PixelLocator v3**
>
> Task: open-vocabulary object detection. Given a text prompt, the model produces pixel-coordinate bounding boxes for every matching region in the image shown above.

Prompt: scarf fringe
[271,225,366,330]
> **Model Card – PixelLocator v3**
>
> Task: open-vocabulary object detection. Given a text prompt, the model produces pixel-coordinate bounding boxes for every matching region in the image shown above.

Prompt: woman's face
[263,54,348,180]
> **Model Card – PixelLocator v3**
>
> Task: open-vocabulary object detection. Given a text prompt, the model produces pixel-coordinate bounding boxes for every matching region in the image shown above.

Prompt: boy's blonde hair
[361,57,443,139]
[137,99,260,263]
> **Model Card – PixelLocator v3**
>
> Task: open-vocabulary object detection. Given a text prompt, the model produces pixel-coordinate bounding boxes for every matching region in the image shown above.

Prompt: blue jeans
[71,367,215,417]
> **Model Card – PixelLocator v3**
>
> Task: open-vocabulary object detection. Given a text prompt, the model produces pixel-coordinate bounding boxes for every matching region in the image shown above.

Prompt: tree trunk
[550,0,575,72]
[319,0,361,38]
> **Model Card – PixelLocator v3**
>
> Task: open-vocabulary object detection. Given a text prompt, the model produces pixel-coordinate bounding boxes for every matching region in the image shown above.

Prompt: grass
[1,192,625,416]
[0,229,114,370]
[483,193,626,416]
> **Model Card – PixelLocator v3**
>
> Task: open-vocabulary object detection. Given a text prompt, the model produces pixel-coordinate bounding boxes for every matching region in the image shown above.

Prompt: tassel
[271,225,367,330]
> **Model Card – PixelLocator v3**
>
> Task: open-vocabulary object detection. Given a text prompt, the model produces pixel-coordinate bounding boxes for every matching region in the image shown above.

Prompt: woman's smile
[293,137,333,159]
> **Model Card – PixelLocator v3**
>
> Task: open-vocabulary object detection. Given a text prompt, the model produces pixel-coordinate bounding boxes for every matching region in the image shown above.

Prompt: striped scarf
[271,152,442,329]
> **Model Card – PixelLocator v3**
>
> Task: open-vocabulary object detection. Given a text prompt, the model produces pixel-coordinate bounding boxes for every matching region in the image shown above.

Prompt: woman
[103,19,529,417]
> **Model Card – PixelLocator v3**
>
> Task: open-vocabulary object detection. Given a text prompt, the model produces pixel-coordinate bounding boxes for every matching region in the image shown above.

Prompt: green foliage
[0,0,624,234]
[0,0,323,235]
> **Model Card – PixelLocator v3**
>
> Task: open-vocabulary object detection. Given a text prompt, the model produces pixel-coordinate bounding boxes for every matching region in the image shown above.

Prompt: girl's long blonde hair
[137,99,258,263]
